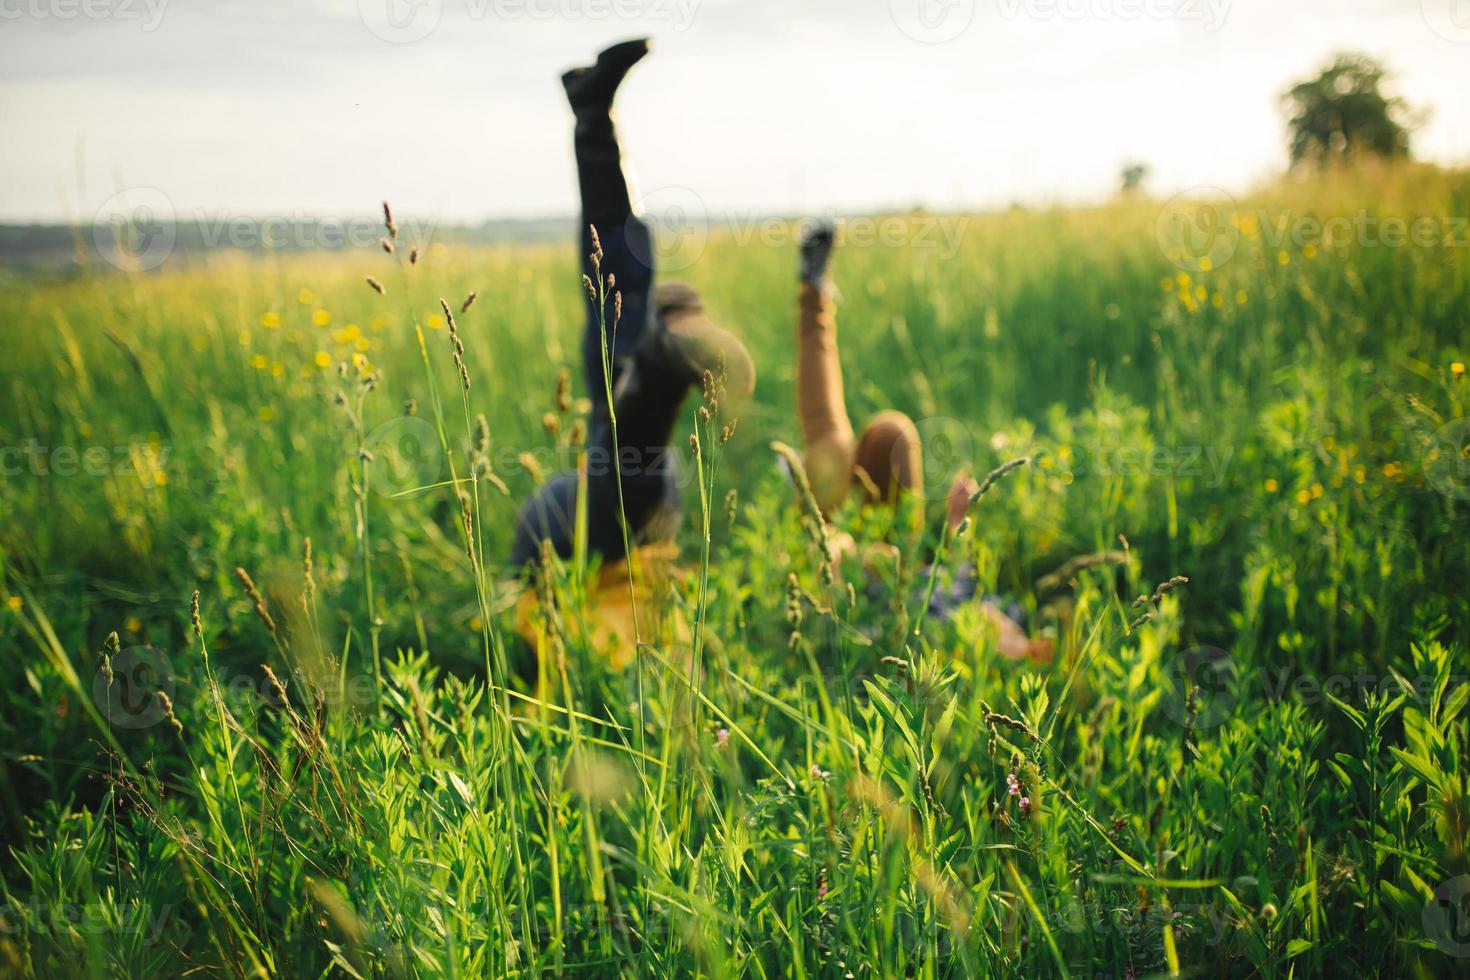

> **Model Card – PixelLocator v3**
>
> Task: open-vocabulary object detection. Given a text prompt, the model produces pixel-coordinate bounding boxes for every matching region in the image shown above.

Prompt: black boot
[564,39,650,226]
[561,38,650,116]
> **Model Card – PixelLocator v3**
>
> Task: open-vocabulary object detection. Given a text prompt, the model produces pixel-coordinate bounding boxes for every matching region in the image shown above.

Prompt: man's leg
[581,287,755,562]
[564,38,655,415]
[515,40,753,570]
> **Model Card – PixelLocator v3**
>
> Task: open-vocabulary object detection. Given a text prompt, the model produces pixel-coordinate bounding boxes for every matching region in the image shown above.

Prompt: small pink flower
[817,880,828,899]
[1006,772,1020,796]
[1019,796,1032,817]
[715,728,729,748]
[810,763,830,780]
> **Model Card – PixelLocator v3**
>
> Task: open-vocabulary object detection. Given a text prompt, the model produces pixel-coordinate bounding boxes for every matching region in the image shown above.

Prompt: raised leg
[564,38,656,417]
[795,221,856,514]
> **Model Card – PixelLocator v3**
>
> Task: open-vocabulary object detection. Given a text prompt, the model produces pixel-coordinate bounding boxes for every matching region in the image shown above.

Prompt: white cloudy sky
[0,0,1467,223]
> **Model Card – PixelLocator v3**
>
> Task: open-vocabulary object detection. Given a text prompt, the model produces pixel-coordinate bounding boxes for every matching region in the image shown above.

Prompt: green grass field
[1,162,1467,977]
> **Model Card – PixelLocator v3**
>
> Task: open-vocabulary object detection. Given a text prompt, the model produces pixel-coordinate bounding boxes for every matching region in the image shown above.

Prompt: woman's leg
[795,222,856,514]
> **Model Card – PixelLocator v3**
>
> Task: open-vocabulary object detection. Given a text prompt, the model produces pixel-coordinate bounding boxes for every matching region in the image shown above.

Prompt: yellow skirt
[514,542,689,671]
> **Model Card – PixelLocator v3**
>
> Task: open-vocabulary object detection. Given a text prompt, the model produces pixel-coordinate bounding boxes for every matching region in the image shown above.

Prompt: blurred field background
[0,159,1467,976]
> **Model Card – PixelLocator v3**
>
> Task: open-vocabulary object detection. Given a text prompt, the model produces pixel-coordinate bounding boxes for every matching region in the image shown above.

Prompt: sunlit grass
[0,162,1467,977]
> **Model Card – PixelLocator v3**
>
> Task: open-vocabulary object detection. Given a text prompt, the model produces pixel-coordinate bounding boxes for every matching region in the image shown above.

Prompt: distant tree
[1281,53,1415,168]
[1120,163,1149,194]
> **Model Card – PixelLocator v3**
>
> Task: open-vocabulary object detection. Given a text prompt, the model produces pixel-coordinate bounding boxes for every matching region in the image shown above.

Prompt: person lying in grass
[791,221,1053,663]
[509,38,753,661]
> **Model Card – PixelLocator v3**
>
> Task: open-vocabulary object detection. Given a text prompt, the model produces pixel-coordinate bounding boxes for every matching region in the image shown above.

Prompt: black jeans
[509,112,688,569]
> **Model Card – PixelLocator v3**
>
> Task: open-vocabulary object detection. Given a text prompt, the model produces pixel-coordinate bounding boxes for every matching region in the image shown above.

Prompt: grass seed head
[234,566,278,637]
[157,691,182,736]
